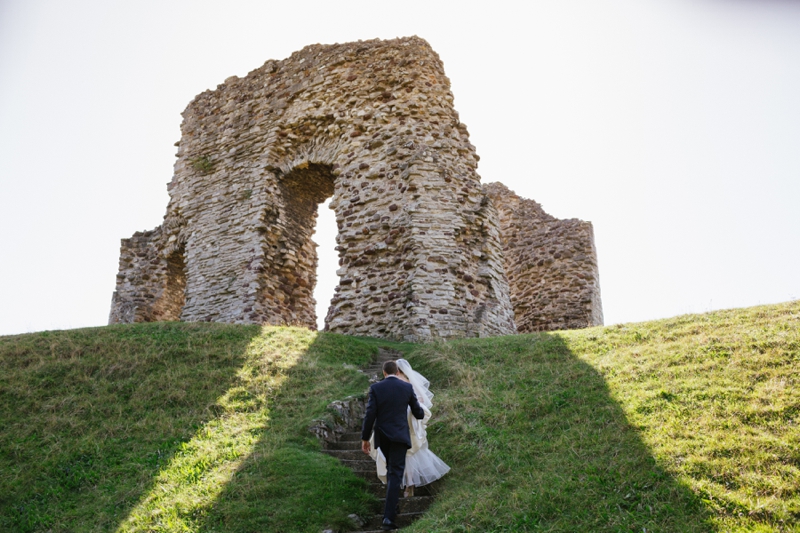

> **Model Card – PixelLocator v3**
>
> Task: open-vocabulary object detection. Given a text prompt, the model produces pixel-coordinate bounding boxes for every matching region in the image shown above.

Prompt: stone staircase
[319,349,437,533]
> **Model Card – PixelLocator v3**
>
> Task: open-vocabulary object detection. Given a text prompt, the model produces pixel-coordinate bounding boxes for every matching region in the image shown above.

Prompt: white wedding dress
[369,359,450,488]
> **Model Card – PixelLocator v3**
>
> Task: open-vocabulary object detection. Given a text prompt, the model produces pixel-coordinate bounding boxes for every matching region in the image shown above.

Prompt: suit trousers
[379,438,407,522]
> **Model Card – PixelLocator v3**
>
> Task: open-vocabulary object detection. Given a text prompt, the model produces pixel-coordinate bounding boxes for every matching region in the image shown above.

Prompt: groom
[361,360,425,530]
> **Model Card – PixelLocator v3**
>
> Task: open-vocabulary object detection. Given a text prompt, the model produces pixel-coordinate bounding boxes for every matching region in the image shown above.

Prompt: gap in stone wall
[313,198,338,330]
[274,164,337,329]
[159,248,186,321]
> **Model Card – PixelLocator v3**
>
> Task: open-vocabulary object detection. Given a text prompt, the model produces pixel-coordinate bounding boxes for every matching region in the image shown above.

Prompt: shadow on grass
[399,332,714,532]
[1,323,717,532]
[110,326,377,532]
[187,330,378,532]
[0,322,262,532]
[1,323,380,532]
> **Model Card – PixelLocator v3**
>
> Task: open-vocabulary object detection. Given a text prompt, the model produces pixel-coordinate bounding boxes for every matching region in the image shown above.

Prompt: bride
[369,358,450,497]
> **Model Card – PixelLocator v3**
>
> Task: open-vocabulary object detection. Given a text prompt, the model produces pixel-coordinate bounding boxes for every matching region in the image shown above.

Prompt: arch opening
[274,163,337,330]
[157,247,186,321]
[312,198,338,330]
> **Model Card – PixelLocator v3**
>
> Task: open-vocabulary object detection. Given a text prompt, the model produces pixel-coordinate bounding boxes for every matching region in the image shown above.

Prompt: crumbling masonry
[109,37,602,340]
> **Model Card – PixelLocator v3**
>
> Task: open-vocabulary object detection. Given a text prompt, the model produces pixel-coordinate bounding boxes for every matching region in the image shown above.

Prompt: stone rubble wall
[483,182,603,332]
[308,395,367,446]
[109,227,181,324]
[110,36,517,341]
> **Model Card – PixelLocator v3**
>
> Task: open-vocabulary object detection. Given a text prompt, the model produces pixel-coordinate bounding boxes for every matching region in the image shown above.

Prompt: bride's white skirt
[369,404,449,487]
[372,443,450,487]
[402,443,451,487]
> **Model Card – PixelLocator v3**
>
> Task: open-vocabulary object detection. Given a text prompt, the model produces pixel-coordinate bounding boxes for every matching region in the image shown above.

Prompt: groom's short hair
[383,361,398,375]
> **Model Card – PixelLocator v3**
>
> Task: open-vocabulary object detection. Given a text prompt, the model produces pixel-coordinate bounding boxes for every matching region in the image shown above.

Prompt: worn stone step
[363,512,424,529]
[323,449,367,461]
[386,495,433,514]
[366,483,385,497]
[326,440,362,450]
[353,469,379,481]
[340,432,363,441]
[367,482,432,498]
[340,459,376,470]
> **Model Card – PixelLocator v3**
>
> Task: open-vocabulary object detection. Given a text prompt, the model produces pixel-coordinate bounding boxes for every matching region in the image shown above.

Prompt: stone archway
[109,37,522,340]
[270,163,336,328]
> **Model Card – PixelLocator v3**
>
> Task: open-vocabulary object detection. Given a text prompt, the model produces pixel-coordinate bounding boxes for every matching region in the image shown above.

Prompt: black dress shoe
[382,517,399,530]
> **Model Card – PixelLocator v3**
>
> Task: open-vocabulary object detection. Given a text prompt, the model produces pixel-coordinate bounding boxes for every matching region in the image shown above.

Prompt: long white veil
[396,359,434,409]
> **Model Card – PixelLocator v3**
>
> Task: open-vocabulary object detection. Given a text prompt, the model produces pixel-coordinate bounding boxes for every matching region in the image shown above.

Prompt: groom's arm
[361,386,378,453]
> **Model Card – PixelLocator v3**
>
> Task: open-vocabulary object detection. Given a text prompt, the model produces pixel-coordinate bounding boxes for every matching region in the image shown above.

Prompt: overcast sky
[1,0,798,336]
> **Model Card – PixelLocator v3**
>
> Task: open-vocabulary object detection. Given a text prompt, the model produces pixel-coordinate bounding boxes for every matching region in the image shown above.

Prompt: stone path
[322,349,436,532]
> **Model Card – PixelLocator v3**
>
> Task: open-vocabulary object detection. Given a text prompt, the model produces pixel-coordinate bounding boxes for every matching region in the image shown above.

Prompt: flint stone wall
[484,182,603,332]
[109,227,187,324]
[109,36,517,341]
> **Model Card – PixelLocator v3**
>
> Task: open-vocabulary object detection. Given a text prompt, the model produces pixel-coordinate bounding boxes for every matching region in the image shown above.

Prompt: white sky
[1,0,798,336]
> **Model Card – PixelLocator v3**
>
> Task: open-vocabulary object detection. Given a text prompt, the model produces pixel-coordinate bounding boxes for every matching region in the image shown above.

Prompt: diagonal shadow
[399,332,714,532]
[189,330,379,532]
[112,327,378,533]
[1,324,717,532]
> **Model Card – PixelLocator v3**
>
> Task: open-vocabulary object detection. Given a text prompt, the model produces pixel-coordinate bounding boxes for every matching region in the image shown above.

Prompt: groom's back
[370,377,417,447]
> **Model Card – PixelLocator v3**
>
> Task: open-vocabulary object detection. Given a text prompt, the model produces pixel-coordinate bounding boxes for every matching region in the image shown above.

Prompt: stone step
[363,511,424,529]
[340,459,376,470]
[385,495,433,514]
[366,482,385,497]
[323,449,367,461]
[327,440,362,450]
[366,481,432,498]
[340,432,363,441]
[353,469,380,481]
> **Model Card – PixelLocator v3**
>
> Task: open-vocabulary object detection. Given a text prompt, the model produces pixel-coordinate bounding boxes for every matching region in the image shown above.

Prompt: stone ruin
[109,36,602,341]
[484,183,603,332]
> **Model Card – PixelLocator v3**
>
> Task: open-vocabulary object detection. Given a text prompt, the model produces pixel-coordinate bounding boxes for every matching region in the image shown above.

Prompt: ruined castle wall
[110,37,516,341]
[110,228,166,323]
[484,183,603,332]
[109,224,187,324]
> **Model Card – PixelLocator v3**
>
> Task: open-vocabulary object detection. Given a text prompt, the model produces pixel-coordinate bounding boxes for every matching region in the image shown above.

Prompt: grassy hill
[1,301,798,532]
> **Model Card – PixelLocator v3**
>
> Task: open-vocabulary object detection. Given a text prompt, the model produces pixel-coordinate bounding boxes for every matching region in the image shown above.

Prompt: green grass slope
[1,301,798,532]
[400,301,799,533]
[0,324,378,532]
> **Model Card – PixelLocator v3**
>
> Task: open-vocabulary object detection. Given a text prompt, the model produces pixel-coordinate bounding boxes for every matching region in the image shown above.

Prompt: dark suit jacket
[361,375,425,449]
